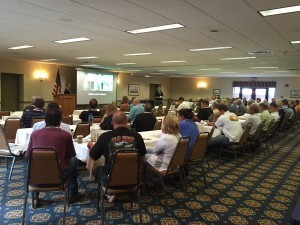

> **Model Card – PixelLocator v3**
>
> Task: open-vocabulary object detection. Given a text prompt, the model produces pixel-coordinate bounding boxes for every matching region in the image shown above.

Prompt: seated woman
[119,96,130,112]
[178,108,199,157]
[146,115,181,171]
[99,104,118,130]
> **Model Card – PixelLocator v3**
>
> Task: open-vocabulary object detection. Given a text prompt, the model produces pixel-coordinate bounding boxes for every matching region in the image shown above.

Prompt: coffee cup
[77,135,83,144]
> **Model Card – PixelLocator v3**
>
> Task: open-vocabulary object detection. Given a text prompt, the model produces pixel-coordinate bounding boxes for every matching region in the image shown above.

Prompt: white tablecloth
[73,110,84,116]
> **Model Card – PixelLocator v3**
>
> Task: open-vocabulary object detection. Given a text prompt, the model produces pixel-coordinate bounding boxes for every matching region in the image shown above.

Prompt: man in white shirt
[32,102,72,135]
[268,102,280,122]
[243,104,261,136]
[176,97,190,111]
[207,104,243,150]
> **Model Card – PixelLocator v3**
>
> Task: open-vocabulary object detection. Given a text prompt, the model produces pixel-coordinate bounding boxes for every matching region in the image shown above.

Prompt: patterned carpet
[1,128,300,224]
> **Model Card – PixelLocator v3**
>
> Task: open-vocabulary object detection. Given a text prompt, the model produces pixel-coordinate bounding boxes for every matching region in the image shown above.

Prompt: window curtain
[232,81,276,88]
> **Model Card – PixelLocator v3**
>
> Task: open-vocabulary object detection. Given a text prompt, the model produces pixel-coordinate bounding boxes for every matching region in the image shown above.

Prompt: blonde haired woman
[146,115,181,171]
[100,104,118,130]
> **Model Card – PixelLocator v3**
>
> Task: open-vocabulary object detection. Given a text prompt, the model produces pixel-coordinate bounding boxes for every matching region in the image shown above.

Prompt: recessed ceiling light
[290,41,300,44]
[116,62,137,65]
[265,71,289,73]
[127,23,184,34]
[160,60,186,63]
[220,57,256,60]
[189,46,232,51]
[76,56,98,59]
[145,75,151,78]
[54,37,91,44]
[219,72,238,74]
[81,64,98,67]
[158,69,176,72]
[259,5,300,17]
[250,67,279,69]
[150,72,165,75]
[7,45,34,50]
[199,68,221,71]
[126,69,141,72]
[41,59,58,62]
[123,53,153,56]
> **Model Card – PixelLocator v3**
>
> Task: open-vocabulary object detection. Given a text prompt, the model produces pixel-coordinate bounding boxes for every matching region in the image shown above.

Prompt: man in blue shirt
[128,98,144,122]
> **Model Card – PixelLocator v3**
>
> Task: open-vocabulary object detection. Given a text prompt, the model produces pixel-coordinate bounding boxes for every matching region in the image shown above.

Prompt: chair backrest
[188,132,209,161]
[107,149,139,187]
[296,111,300,120]
[0,110,10,119]
[167,138,190,171]
[251,123,263,141]
[27,147,64,186]
[239,123,252,144]
[93,116,102,123]
[163,106,170,116]
[30,117,45,127]
[279,112,290,130]
[207,126,215,144]
[73,123,90,138]
[153,119,162,130]
[121,105,130,112]
[0,125,12,153]
[265,121,275,136]
[269,119,280,134]
[61,114,73,125]
[156,109,164,117]
[3,118,21,142]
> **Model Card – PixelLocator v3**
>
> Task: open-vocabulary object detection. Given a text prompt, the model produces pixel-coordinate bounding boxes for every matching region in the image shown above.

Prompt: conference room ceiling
[0,0,300,78]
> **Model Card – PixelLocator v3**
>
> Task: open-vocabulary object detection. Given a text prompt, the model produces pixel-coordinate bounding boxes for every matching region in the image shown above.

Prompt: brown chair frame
[22,147,68,225]
[73,123,90,139]
[145,137,190,197]
[30,116,45,127]
[98,149,142,224]
[61,114,73,125]
[93,116,102,123]
[3,117,21,143]
[153,119,162,130]
[0,110,10,119]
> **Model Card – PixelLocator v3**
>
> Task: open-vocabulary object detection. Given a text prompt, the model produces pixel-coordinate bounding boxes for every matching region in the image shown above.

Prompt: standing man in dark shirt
[88,112,146,191]
[154,86,164,106]
[132,103,157,132]
[21,97,46,128]
[196,100,213,121]
[79,98,102,123]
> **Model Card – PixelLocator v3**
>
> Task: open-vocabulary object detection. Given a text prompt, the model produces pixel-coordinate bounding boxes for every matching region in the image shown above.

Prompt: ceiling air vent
[247,50,273,56]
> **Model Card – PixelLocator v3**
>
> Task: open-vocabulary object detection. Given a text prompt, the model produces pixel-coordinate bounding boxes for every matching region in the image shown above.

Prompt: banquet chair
[145,138,189,197]
[246,123,263,157]
[277,112,291,137]
[163,106,170,116]
[219,123,253,161]
[73,123,90,139]
[0,110,10,119]
[97,149,142,224]
[61,115,73,125]
[30,117,45,127]
[153,119,162,130]
[93,116,102,123]
[183,133,209,184]
[205,126,215,168]
[22,147,68,225]
[156,109,164,117]
[0,125,22,180]
[3,117,21,143]
[258,121,275,154]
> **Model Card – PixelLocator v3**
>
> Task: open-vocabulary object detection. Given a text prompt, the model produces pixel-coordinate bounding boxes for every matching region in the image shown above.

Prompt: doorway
[149,84,161,101]
[1,73,21,111]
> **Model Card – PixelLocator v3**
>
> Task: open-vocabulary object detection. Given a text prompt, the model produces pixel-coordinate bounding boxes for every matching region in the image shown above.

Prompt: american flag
[52,69,61,96]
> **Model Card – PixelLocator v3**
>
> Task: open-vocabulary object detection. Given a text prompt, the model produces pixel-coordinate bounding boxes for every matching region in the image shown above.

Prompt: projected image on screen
[77,69,117,105]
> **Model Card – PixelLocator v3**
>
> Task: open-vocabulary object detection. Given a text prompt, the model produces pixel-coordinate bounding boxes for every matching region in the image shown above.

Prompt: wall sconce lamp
[35,71,47,82]
[197,82,207,90]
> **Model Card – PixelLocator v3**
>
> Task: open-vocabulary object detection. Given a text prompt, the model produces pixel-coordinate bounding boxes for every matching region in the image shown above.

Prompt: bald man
[88,111,146,188]
[128,98,144,122]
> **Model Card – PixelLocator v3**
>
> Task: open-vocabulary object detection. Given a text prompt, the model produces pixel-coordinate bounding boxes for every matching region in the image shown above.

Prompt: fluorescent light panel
[161,60,186,63]
[150,72,165,74]
[220,57,256,60]
[265,71,289,73]
[199,68,221,71]
[189,46,232,51]
[219,72,238,74]
[54,37,91,44]
[76,56,98,59]
[127,23,184,34]
[158,69,176,72]
[116,62,136,65]
[250,67,279,69]
[291,41,300,44]
[259,5,300,17]
[41,59,58,62]
[123,53,153,56]
[7,45,34,50]
[126,69,141,72]
[181,73,197,75]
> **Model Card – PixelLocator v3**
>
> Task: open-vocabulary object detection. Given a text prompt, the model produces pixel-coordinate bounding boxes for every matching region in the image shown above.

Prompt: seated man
[128,98,144,122]
[207,104,243,151]
[196,100,213,121]
[236,99,247,116]
[21,97,46,128]
[25,109,80,204]
[88,112,146,203]
[131,103,157,132]
[23,96,39,112]
[259,103,272,132]
[79,98,102,123]
[176,97,190,111]
[281,99,294,120]
[268,102,280,122]
[243,104,261,136]
[32,102,72,135]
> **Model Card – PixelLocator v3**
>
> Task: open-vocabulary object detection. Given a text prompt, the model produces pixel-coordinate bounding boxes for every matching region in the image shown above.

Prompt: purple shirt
[26,127,76,171]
